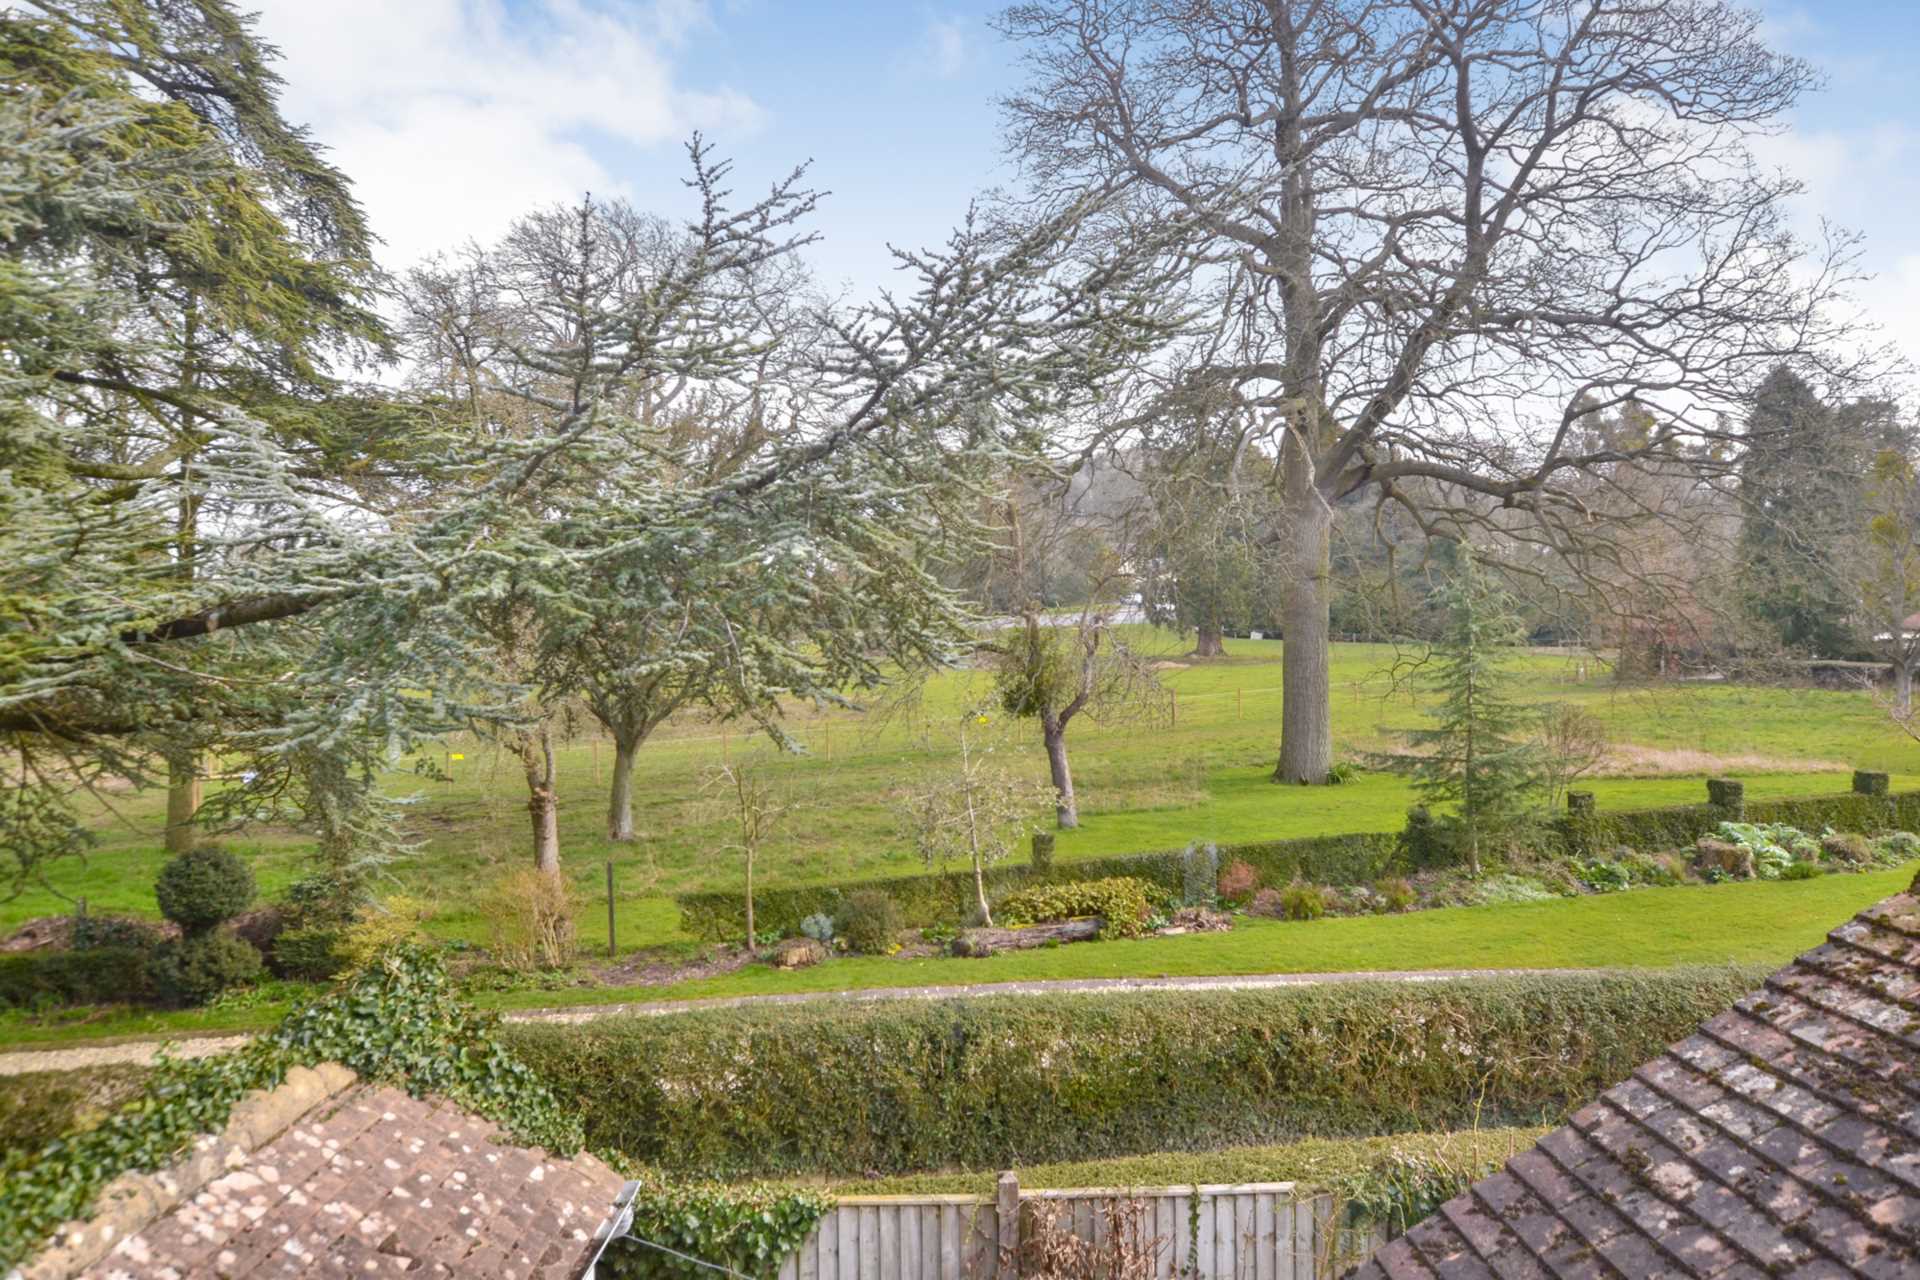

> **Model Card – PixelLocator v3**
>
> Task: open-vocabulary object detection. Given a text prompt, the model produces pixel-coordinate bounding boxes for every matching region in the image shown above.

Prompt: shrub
[1715,822,1817,880]
[149,931,263,1007]
[153,845,255,932]
[1821,832,1874,867]
[1216,860,1260,906]
[0,949,151,1010]
[1372,877,1417,913]
[505,968,1768,1177]
[332,896,434,973]
[1031,831,1056,872]
[997,877,1156,938]
[1781,862,1824,881]
[1472,874,1559,906]
[68,915,162,951]
[1247,888,1285,918]
[1878,831,1920,862]
[1397,806,1447,869]
[481,868,577,971]
[1278,881,1330,921]
[799,912,836,943]
[1579,860,1633,893]
[599,1178,828,1280]
[837,891,902,955]
[270,926,345,981]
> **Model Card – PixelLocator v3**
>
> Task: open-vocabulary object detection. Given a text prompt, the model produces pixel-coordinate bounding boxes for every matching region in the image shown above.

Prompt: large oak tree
[1001,0,1870,781]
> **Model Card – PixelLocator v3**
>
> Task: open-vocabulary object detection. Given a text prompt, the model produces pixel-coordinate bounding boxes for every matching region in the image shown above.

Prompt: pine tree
[1391,554,1541,874]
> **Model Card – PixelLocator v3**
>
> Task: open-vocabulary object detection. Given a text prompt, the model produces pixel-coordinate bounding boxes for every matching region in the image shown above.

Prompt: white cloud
[249,0,761,271]
[895,14,968,80]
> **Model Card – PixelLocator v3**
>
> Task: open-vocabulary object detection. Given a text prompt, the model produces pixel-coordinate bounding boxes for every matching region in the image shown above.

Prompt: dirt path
[0,966,1595,1076]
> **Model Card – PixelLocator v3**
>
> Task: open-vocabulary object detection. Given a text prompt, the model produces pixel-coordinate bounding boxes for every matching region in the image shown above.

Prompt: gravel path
[0,966,1595,1076]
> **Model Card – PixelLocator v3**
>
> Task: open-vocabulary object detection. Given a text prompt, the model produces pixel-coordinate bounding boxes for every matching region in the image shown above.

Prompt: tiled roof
[63,1081,623,1280]
[1349,886,1920,1279]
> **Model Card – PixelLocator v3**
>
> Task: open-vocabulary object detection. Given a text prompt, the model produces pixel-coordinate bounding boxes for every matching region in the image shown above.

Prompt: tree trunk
[519,728,562,875]
[164,751,201,855]
[1043,722,1078,828]
[1192,627,1226,658]
[1898,661,1914,718]
[1273,481,1334,784]
[607,738,638,841]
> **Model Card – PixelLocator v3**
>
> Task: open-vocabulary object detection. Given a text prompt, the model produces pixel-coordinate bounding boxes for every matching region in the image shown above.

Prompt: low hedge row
[1556,788,1920,860]
[0,949,151,1010]
[677,832,1400,940]
[679,787,1920,940]
[503,966,1765,1177]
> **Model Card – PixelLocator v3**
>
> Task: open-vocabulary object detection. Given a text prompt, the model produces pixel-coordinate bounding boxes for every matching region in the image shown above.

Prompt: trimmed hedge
[678,832,1399,941]
[1556,788,1920,861]
[504,966,1766,1177]
[0,949,151,1010]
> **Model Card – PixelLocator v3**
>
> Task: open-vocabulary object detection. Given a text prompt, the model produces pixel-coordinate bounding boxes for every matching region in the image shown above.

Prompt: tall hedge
[679,787,1920,939]
[503,967,1766,1177]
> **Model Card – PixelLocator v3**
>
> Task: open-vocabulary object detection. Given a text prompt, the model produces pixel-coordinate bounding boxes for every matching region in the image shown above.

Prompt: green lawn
[7,637,1918,951]
[6,865,1905,1048]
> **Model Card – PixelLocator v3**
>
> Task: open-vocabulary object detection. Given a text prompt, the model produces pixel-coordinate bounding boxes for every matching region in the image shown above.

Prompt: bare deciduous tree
[895,716,1051,925]
[1001,0,1874,783]
[704,758,797,950]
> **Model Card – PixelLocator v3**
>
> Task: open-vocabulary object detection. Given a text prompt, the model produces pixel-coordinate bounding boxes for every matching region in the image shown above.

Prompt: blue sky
[252,0,1920,367]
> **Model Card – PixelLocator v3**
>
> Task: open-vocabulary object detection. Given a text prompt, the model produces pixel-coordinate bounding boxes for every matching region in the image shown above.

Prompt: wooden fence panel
[758,1183,1377,1280]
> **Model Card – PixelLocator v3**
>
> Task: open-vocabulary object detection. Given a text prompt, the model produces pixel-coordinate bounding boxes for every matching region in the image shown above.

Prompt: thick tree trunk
[1043,722,1078,828]
[1273,482,1334,784]
[164,752,201,854]
[520,728,562,875]
[607,738,638,841]
[1898,662,1914,718]
[1192,627,1226,658]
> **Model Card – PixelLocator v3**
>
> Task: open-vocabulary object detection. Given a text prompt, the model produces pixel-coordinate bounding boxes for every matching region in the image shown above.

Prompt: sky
[248,0,1920,374]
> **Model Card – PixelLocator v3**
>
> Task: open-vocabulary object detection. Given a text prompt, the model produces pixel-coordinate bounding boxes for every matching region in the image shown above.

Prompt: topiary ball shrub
[150,931,263,1006]
[154,845,255,933]
[837,891,903,956]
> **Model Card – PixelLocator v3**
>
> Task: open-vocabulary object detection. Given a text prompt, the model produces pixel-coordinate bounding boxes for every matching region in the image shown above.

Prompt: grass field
[7,636,1918,951]
[4,863,1906,1048]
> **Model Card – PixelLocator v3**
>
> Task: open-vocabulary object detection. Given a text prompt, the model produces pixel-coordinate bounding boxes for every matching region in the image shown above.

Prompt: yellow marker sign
[449,753,466,761]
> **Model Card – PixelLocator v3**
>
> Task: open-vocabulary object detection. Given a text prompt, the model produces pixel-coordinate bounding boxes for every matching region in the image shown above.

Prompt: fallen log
[951,918,1102,957]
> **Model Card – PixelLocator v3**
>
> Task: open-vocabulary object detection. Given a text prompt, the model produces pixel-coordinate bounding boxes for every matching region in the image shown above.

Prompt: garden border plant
[677,786,1920,941]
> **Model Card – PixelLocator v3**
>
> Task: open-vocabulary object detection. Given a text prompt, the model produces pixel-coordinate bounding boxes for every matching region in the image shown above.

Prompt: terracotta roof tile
[63,1084,623,1280]
[1348,886,1920,1280]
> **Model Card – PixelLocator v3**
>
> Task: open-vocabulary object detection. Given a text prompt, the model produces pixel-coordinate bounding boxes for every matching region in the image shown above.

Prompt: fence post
[996,1172,1019,1280]
[605,861,616,958]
